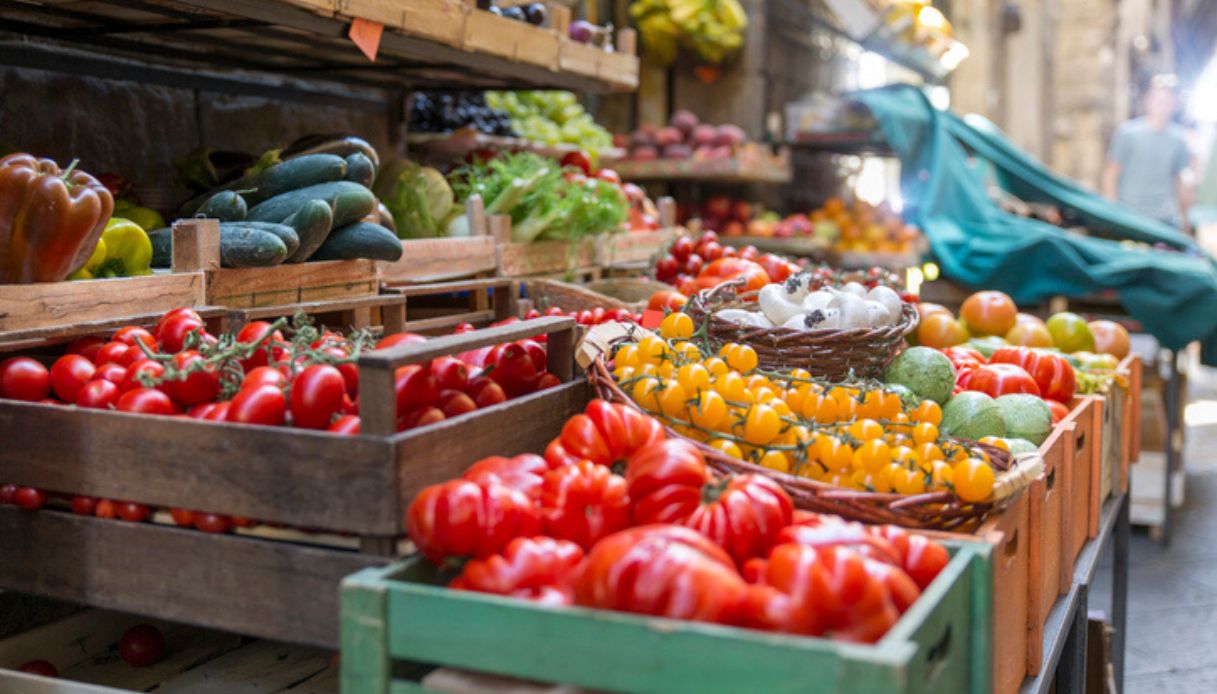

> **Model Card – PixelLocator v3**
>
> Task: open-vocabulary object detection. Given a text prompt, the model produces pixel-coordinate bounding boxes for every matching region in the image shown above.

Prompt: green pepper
[68,237,108,280]
[94,217,153,278]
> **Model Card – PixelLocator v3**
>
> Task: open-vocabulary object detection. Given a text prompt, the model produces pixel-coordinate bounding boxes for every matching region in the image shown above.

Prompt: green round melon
[940,391,1006,440]
[995,394,1053,446]
[1005,438,1039,455]
[884,347,956,405]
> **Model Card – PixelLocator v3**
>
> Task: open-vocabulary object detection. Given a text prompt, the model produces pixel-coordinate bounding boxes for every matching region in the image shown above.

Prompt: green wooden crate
[340,540,992,694]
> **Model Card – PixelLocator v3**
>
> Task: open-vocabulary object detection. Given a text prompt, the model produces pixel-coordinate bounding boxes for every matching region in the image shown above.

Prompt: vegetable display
[653,230,801,294]
[485,92,613,157]
[0,153,114,284]
[405,398,952,643]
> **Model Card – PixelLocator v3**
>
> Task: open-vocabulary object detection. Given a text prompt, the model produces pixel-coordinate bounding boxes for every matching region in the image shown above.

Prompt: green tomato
[1046,312,1096,353]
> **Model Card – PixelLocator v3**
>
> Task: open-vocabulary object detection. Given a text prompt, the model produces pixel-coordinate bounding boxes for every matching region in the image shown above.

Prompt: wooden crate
[341,542,991,694]
[0,317,586,648]
[1121,354,1143,476]
[1025,420,1072,675]
[594,228,678,270]
[386,277,519,334]
[0,272,205,339]
[1061,397,1101,563]
[221,293,408,336]
[0,606,338,693]
[974,489,1030,694]
[462,7,560,69]
[379,198,498,285]
[171,219,380,309]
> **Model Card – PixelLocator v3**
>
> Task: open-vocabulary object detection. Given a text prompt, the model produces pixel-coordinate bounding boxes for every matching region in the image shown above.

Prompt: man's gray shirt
[1107,118,1191,224]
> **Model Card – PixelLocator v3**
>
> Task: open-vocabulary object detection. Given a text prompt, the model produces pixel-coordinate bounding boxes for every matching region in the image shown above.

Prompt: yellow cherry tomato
[929,460,955,490]
[637,335,667,365]
[916,443,945,465]
[821,438,854,472]
[910,400,943,426]
[752,387,777,404]
[631,377,661,411]
[759,450,791,474]
[879,391,903,420]
[713,372,748,402]
[912,422,939,445]
[656,380,688,417]
[952,458,996,502]
[893,445,922,470]
[979,436,1011,453]
[769,399,792,418]
[709,438,743,459]
[704,357,729,376]
[802,392,839,424]
[614,344,640,369]
[857,390,884,419]
[783,385,809,414]
[690,390,728,430]
[847,418,885,441]
[741,404,782,445]
[853,439,893,474]
[826,472,851,488]
[613,365,636,381]
[636,363,659,377]
[676,363,711,394]
[726,344,759,373]
[889,465,927,495]
[789,368,812,381]
[660,312,695,339]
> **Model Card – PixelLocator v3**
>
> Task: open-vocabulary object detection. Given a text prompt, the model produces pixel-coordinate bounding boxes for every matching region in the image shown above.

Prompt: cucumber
[282,134,380,169]
[197,191,247,222]
[228,221,299,259]
[376,201,397,234]
[218,225,288,268]
[177,154,348,215]
[284,200,334,263]
[344,153,376,188]
[149,227,172,268]
[309,222,403,262]
[247,181,376,227]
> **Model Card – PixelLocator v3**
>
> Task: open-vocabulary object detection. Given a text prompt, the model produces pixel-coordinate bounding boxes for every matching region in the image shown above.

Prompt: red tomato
[116,502,150,522]
[960,291,1017,336]
[1047,399,1070,423]
[76,379,120,409]
[462,454,554,500]
[95,341,132,366]
[377,332,427,350]
[700,240,724,261]
[290,364,346,429]
[327,414,361,435]
[450,536,585,606]
[243,366,286,391]
[626,440,793,564]
[485,343,540,397]
[94,363,126,385]
[169,508,196,527]
[438,389,477,418]
[50,354,96,402]
[646,290,689,312]
[17,660,58,677]
[121,360,166,393]
[468,379,507,408]
[537,372,561,390]
[963,363,1041,398]
[203,402,231,421]
[155,308,202,334]
[867,525,950,590]
[670,236,695,260]
[770,515,902,566]
[406,479,542,564]
[116,388,179,416]
[236,321,286,370]
[540,461,631,550]
[0,357,50,401]
[94,499,117,519]
[692,257,771,295]
[71,495,98,515]
[560,150,592,175]
[194,513,232,534]
[394,365,439,414]
[118,625,165,667]
[655,255,679,281]
[545,399,666,471]
[398,406,445,431]
[684,253,704,276]
[67,336,106,362]
[596,168,621,185]
[14,487,46,511]
[989,347,1076,403]
[156,314,205,353]
[431,356,469,391]
[607,308,633,322]
[0,483,15,504]
[574,524,747,624]
[227,385,287,426]
[113,326,156,351]
[166,350,219,406]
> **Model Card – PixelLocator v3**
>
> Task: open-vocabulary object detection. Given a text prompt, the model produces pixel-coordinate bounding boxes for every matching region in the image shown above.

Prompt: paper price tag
[349,18,383,62]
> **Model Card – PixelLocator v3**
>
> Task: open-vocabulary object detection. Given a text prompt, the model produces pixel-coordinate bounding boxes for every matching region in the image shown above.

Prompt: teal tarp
[851,84,1217,357]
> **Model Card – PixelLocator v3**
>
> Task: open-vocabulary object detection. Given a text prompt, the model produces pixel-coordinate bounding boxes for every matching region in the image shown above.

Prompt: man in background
[1102,74,1196,232]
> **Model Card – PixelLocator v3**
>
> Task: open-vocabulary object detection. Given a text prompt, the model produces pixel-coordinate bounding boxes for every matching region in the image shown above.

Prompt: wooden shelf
[407,129,624,161]
[719,235,831,259]
[609,145,792,185]
[785,131,897,157]
[2,0,639,95]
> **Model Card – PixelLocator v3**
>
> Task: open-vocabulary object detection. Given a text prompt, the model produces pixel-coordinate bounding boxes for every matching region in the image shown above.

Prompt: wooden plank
[335,0,466,46]
[497,240,598,277]
[0,272,205,333]
[403,310,496,333]
[284,663,339,693]
[0,402,398,534]
[206,261,379,309]
[0,508,388,649]
[172,219,221,273]
[390,277,515,297]
[462,10,560,70]
[594,229,676,267]
[380,237,497,284]
[340,566,392,694]
[0,304,226,350]
[395,380,590,501]
[156,640,332,693]
[0,669,131,694]
[361,316,573,370]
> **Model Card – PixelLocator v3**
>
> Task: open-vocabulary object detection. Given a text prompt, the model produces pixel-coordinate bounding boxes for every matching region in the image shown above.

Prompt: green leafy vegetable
[375,159,455,239]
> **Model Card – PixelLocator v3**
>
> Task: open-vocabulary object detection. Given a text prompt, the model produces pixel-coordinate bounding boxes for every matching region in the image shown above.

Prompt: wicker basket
[590,356,1041,531]
[523,279,635,314]
[684,279,919,381]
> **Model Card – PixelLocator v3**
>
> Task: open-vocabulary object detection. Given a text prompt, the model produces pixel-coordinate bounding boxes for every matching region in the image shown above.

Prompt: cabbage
[373,159,454,239]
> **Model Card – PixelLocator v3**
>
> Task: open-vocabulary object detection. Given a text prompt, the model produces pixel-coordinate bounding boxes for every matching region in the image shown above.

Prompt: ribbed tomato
[449,536,585,606]
[961,363,1040,397]
[988,347,1076,403]
[545,399,666,471]
[462,454,555,500]
[540,461,630,550]
[406,479,541,564]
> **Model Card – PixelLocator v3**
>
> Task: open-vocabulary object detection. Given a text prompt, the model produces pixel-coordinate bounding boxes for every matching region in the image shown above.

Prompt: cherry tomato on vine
[76,379,120,409]
[227,385,287,426]
[236,321,286,370]
[116,388,179,416]
[114,326,156,351]
[291,364,346,429]
[243,366,286,391]
[94,362,126,385]
[166,350,220,406]
[50,354,95,402]
[118,624,165,667]
[13,487,45,511]
[194,513,232,534]
[115,502,151,522]
[0,357,50,401]
[327,414,361,435]
[169,508,196,527]
[156,314,205,354]
[67,336,106,363]
[71,495,98,515]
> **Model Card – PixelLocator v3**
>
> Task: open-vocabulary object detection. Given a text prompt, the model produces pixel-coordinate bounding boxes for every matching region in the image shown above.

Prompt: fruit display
[478,0,549,25]
[808,197,922,254]
[485,92,614,158]
[712,277,909,331]
[406,396,951,643]
[653,230,801,295]
[621,110,748,161]
[693,195,776,236]
[162,140,401,266]
[629,0,748,66]
[525,306,644,327]
[408,92,516,136]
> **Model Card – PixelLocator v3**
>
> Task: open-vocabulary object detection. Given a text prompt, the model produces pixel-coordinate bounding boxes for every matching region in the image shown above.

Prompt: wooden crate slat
[0,272,205,334]
[0,508,386,649]
[0,403,399,534]
[462,9,559,70]
[155,640,332,693]
[205,260,379,308]
[380,237,497,284]
[497,240,598,277]
[332,0,466,47]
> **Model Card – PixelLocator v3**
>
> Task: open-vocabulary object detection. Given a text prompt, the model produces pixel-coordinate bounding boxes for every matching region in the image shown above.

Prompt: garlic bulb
[782,272,812,302]
[840,281,867,298]
[758,284,805,326]
[802,290,835,312]
[832,292,870,329]
[715,309,771,328]
[782,307,841,331]
[867,285,903,323]
[864,300,894,326]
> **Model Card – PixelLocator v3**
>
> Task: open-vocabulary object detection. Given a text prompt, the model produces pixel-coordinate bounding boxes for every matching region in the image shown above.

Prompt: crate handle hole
[1003,529,1019,560]
[925,624,952,682]
[1075,433,1086,451]
[1046,467,1056,491]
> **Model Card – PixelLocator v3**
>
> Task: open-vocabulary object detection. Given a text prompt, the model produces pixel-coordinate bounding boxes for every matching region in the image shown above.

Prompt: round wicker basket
[684,279,919,381]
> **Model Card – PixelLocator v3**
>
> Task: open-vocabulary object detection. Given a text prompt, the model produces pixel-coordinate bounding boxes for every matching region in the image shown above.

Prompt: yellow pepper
[95,217,153,277]
[114,199,165,232]
[68,237,108,280]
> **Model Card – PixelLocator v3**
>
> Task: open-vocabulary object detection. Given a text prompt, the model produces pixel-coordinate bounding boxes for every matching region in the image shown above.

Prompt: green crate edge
[340,539,993,694]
